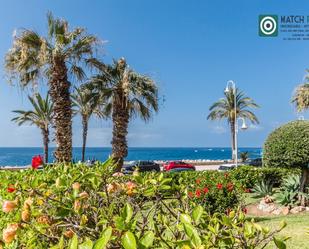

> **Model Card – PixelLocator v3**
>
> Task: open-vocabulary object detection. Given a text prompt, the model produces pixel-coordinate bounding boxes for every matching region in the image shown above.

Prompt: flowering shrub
[0,159,287,248]
[171,171,243,214]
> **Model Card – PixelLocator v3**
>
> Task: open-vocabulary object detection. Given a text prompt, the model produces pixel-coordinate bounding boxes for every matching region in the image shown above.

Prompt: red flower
[216,183,223,190]
[195,178,201,185]
[31,155,43,169]
[188,191,194,198]
[227,182,234,192]
[203,187,209,194]
[195,189,201,198]
[7,185,15,193]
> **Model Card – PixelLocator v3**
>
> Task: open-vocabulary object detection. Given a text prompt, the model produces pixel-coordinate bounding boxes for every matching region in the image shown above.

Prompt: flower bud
[2,223,19,244]
[2,200,17,213]
[78,191,89,199]
[37,215,51,225]
[21,210,31,222]
[72,182,80,190]
[74,200,81,212]
[23,198,33,210]
[64,229,74,238]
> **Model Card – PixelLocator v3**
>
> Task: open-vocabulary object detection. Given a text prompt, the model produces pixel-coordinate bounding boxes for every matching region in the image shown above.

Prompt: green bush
[263,120,309,169]
[229,165,301,188]
[0,160,287,248]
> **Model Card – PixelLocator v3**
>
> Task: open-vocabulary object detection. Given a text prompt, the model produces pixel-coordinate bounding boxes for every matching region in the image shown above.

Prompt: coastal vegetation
[263,120,309,205]
[0,159,289,248]
[86,58,159,171]
[207,88,259,160]
[5,12,100,163]
[71,86,107,162]
[2,9,309,249]
[11,93,53,163]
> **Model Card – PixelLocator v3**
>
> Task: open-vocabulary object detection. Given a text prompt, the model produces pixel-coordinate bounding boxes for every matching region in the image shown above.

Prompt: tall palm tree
[12,93,53,164]
[87,58,159,171]
[71,86,106,162]
[207,88,259,160]
[5,12,100,163]
[292,82,309,112]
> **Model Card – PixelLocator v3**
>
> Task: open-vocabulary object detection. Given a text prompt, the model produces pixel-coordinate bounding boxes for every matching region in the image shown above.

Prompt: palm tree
[292,82,309,112]
[5,12,100,163]
[207,88,259,160]
[71,86,106,162]
[12,93,53,164]
[239,151,249,162]
[87,58,159,171]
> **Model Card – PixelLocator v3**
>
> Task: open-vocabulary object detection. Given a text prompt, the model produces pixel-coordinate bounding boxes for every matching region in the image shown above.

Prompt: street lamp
[225,80,248,167]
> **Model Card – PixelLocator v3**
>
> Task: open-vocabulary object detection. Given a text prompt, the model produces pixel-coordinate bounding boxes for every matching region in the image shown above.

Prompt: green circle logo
[259,15,278,37]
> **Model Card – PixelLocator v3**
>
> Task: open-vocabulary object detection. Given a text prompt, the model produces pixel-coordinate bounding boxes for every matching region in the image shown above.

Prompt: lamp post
[224,80,248,167]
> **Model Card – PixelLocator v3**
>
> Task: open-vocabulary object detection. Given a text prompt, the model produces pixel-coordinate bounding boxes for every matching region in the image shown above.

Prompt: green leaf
[122,203,133,223]
[79,238,93,249]
[192,205,203,224]
[122,231,137,249]
[69,234,78,249]
[274,237,287,249]
[183,223,202,247]
[180,214,192,224]
[93,226,112,249]
[139,231,154,248]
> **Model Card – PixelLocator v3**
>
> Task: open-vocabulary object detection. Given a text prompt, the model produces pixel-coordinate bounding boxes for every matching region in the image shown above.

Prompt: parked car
[168,167,195,172]
[218,164,236,171]
[122,160,160,174]
[245,158,263,167]
[163,161,195,171]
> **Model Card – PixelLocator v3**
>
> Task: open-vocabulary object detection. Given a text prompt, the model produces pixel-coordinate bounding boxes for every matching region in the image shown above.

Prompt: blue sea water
[0,147,262,166]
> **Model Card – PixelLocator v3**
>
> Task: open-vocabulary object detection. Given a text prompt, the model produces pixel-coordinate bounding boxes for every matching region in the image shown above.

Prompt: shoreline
[0,159,239,170]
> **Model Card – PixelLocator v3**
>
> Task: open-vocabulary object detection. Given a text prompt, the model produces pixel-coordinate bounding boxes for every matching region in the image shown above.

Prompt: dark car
[122,160,160,173]
[246,158,263,167]
[163,161,195,171]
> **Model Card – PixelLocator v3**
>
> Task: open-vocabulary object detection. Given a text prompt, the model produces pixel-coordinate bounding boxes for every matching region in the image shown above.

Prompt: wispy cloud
[209,125,227,134]
[248,124,263,131]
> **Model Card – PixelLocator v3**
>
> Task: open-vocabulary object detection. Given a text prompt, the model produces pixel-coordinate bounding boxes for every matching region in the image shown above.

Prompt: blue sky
[0,0,308,147]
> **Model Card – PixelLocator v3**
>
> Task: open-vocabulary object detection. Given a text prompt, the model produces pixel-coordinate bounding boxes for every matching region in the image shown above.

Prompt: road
[194,165,220,171]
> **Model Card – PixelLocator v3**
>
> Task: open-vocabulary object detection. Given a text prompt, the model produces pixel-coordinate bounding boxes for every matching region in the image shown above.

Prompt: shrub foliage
[0,160,287,248]
[263,120,309,168]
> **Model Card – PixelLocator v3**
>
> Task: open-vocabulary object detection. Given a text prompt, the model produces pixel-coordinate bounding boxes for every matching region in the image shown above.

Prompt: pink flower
[2,200,17,213]
[3,223,19,244]
[112,172,124,177]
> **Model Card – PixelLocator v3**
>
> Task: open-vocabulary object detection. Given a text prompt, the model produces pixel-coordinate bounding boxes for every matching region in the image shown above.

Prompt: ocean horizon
[0,147,262,166]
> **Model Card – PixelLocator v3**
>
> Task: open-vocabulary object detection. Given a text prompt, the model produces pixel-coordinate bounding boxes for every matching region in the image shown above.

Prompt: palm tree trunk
[49,56,72,163]
[41,128,49,164]
[299,168,309,206]
[230,121,236,161]
[111,92,129,172]
[82,115,88,162]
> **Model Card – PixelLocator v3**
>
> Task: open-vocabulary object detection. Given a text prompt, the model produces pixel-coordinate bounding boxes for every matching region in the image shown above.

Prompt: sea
[0,147,262,166]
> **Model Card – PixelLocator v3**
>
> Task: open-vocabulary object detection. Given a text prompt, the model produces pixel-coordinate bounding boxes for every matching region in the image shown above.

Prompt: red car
[163,161,195,171]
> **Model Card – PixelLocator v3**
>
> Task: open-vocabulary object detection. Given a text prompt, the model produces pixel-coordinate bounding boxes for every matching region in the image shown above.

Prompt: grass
[244,193,309,248]
[253,213,309,248]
